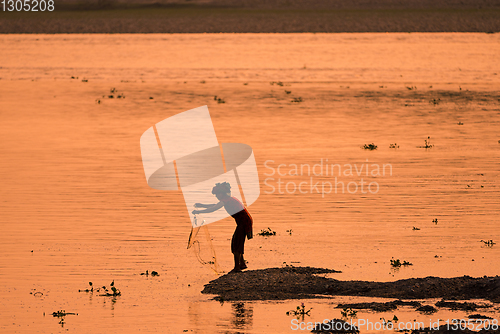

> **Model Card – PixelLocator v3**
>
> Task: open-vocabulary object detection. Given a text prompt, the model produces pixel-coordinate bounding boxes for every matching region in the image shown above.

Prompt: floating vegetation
[291,97,302,103]
[257,227,276,236]
[200,80,206,84]
[270,81,284,86]
[285,90,291,94]
[480,240,495,247]
[213,95,225,103]
[362,143,377,150]
[433,218,438,224]
[78,281,121,296]
[52,310,77,327]
[52,310,77,317]
[100,87,125,100]
[380,315,399,326]
[390,258,413,268]
[243,82,248,85]
[81,78,88,82]
[406,86,417,90]
[389,143,399,149]
[340,307,358,318]
[430,98,440,105]
[457,121,464,125]
[70,76,79,79]
[78,281,93,293]
[418,136,433,149]
[140,270,160,276]
[286,302,312,317]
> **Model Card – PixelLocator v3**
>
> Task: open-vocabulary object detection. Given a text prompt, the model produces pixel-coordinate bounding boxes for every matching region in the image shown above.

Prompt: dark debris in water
[435,299,491,311]
[336,300,421,312]
[202,267,500,302]
[141,270,160,276]
[468,314,494,320]
[416,305,438,314]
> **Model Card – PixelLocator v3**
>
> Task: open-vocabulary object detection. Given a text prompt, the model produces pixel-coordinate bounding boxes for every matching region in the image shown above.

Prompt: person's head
[212,182,231,201]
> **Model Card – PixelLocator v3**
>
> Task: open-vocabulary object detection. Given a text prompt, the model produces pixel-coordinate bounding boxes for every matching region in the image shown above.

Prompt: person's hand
[194,203,203,208]
[192,210,199,215]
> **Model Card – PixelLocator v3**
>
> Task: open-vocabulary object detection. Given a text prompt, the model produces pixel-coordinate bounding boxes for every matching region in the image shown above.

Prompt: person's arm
[192,201,224,215]
[194,203,216,209]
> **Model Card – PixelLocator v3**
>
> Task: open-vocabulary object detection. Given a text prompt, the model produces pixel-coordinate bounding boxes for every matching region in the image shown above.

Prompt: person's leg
[230,225,245,273]
[231,231,241,272]
[240,254,247,269]
[232,252,241,272]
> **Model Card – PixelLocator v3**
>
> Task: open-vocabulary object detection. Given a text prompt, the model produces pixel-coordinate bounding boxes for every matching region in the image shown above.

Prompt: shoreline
[201,266,500,302]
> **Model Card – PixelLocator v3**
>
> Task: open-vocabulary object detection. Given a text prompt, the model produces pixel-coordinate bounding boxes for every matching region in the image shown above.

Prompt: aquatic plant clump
[257,227,276,236]
[140,270,160,276]
[418,136,433,149]
[362,143,377,150]
[390,258,413,268]
[286,302,312,317]
[51,310,77,327]
[78,281,121,296]
[341,307,358,318]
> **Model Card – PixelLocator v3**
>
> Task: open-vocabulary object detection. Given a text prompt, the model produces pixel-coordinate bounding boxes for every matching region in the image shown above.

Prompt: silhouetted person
[192,182,253,273]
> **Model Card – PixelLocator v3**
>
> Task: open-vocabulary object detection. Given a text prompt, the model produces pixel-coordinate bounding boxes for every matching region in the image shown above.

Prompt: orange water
[0,33,499,333]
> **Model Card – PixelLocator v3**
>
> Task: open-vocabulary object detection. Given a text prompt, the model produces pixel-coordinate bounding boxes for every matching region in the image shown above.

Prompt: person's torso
[221,197,253,231]
[221,196,245,216]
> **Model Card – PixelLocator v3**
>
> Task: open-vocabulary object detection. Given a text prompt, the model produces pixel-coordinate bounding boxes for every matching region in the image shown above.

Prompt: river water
[0,33,499,333]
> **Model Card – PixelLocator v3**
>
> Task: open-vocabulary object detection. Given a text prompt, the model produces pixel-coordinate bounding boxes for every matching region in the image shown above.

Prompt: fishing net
[187,216,222,275]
